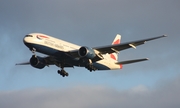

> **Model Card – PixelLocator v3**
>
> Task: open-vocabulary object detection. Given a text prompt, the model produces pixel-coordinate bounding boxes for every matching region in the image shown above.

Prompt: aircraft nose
[23,35,33,44]
[23,35,34,50]
[23,37,27,43]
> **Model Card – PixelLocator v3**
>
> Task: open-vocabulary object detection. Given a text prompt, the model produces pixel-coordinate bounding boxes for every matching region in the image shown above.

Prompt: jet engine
[30,55,46,69]
[78,46,96,59]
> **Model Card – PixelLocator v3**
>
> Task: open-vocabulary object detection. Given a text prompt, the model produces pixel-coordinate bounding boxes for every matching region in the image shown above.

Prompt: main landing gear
[57,69,69,77]
[85,64,96,72]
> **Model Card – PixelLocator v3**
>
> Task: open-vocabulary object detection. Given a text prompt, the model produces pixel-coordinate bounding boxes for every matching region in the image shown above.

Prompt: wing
[16,62,30,65]
[67,35,166,59]
[16,56,74,68]
[93,35,167,54]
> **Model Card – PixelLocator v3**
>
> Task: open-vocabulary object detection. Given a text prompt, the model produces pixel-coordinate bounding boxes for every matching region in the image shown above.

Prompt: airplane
[16,33,166,77]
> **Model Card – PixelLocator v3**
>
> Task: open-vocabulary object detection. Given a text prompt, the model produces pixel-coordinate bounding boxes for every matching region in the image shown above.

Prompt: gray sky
[0,0,180,108]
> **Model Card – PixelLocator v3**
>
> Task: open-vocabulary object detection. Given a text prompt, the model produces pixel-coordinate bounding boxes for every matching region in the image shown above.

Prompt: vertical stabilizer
[110,34,121,61]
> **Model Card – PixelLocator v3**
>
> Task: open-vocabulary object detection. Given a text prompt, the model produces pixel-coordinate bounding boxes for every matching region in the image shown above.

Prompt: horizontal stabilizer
[116,58,149,65]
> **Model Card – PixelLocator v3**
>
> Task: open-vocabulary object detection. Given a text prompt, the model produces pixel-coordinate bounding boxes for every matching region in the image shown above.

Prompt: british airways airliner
[16,33,166,77]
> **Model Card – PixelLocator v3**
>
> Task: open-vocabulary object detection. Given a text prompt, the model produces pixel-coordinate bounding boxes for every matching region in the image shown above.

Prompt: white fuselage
[24,33,121,70]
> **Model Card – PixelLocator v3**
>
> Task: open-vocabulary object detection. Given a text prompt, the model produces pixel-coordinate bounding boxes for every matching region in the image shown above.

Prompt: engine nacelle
[30,55,46,69]
[78,46,96,59]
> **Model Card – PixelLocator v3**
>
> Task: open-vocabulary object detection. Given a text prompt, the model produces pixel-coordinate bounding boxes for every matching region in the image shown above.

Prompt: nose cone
[23,35,33,49]
[23,37,28,44]
[23,35,33,44]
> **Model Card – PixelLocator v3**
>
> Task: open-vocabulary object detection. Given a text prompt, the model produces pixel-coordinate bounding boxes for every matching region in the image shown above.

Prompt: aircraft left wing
[16,62,30,65]
[93,35,166,54]
[16,55,74,68]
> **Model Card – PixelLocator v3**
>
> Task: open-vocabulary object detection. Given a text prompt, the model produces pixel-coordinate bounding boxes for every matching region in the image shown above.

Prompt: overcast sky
[0,0,180,108]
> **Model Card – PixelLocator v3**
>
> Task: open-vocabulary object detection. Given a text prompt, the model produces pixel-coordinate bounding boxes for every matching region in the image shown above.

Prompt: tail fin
[112,34,121,45]
[110,34,121,61]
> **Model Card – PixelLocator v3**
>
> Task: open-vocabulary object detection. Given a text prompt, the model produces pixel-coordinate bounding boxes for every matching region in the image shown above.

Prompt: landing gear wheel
[57,70,61,74]
[65,72,69,76]
[31,48,36,56]
[57,70,69,77]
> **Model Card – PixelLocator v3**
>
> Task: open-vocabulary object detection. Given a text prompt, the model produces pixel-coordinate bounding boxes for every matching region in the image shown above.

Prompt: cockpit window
[25,35,33,37]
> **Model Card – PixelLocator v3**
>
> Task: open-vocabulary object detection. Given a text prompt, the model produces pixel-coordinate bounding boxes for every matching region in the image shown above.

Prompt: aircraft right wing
[93,35,167,54]
[66,35,166,62]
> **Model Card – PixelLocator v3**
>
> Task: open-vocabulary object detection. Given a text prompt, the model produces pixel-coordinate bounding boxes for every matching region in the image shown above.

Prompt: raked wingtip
[163,34,167,37]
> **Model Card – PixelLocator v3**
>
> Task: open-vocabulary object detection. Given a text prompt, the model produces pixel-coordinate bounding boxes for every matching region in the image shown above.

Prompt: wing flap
[116,58,149,65]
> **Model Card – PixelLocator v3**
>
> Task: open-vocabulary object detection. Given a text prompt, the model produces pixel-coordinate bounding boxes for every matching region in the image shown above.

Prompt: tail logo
[120,64,123,69]
[112,39,120,45]
[110,34,121,61]
[110,54,117,60]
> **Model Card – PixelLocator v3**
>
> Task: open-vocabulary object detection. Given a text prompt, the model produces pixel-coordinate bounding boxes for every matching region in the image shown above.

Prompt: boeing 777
[16,33,166,77]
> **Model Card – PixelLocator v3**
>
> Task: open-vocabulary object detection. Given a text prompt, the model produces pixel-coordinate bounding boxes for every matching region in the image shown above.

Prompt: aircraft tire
[65,72,69,76]
[57,70,61,74]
